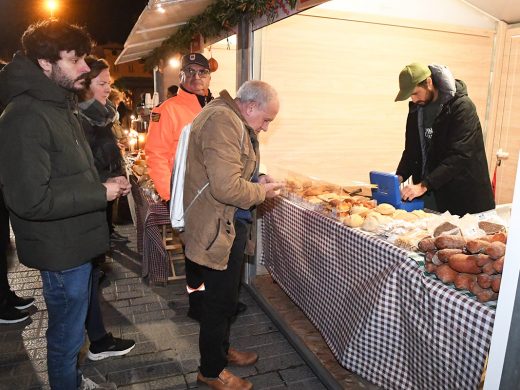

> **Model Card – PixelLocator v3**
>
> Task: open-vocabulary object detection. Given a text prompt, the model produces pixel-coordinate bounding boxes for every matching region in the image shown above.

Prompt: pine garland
[144,0,297,70]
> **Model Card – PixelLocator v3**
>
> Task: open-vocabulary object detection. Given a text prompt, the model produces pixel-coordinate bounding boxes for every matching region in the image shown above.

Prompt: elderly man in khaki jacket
[182,80,283,390]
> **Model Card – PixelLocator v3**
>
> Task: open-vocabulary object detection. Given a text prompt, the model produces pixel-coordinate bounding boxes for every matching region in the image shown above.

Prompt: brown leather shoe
[227,347,258,366]
[197,369,253,390]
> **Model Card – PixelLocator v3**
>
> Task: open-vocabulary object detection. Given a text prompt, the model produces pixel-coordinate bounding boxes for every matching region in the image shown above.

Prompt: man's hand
[401,183,427,201]
[107,176,131,196]
[263,182,285,199]
[103,182,123,201]
[258,174,275,184]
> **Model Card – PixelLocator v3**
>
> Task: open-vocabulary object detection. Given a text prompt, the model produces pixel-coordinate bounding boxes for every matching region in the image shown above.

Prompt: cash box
[369,171,424,211]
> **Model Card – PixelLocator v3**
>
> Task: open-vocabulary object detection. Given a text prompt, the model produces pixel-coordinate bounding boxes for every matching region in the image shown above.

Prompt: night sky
[0,0,149,60]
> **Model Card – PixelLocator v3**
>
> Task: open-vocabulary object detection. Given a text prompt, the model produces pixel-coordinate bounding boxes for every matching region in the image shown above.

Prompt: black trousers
[187,220,248,378]
[0,190,11,300]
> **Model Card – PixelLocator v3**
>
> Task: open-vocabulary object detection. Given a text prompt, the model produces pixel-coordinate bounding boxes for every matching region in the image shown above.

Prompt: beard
[415,89,435,106]
[50,64,88,93]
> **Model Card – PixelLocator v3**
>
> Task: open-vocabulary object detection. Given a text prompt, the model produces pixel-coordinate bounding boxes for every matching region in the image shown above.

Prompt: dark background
[0,0,149,60]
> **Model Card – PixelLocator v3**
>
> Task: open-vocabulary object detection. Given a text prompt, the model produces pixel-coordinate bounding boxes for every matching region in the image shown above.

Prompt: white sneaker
[80,376,117,390]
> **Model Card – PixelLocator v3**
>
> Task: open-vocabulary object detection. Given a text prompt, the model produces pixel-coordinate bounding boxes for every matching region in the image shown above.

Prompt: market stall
[116,0,520,387]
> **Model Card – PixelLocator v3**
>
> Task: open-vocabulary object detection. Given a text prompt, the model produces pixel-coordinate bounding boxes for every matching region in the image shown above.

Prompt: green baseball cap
[394,62,431,102]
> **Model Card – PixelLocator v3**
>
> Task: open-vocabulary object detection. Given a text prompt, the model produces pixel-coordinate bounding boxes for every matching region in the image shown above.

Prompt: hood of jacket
[429,64,458,104]
[0,52,75,109]
[79,98,117,127]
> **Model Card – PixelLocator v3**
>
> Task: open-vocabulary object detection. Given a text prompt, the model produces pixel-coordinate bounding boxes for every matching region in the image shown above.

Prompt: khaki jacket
[181,90,266,270]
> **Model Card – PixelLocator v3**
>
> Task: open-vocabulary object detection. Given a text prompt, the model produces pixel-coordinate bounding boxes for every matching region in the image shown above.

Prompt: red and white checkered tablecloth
[260,197,495,390]
[130,176,171,283]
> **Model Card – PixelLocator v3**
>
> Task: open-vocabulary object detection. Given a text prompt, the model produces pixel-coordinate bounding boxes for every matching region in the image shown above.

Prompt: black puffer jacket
[0,53,108,271]
[396,65,495,215]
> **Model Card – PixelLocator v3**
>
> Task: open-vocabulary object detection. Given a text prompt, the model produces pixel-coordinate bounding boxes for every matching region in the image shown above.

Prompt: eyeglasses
[183,68,211,78]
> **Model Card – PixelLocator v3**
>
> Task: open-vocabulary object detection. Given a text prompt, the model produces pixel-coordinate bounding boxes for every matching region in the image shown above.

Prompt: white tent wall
[254,2,496,187]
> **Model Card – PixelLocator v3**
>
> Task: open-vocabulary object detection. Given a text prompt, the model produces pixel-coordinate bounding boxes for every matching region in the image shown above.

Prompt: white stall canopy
[115,0,216,65]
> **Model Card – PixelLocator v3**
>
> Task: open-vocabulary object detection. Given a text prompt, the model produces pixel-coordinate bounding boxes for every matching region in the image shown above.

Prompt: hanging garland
[145,0,298,70]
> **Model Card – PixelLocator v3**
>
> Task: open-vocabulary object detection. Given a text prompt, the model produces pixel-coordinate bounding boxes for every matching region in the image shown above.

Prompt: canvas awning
[115,0,217,65]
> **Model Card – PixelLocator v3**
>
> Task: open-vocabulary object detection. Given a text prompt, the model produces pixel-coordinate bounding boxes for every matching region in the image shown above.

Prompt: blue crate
[369,171,424,211]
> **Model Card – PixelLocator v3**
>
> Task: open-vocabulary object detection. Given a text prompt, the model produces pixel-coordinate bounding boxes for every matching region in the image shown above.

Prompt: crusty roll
[454,273,477,290]
[493,256,505,273]
[434,264,458,284]
[418,237,436,253]
[477,289,499,303]
[425,250,436,263]
[465,239,490,254]
[425,262,437,274]
[485,241,506,259]
[475,254,493,267]
[490,232,507,244]
[491,275,502,293]
[448,254,481,274]
[437,248,463,263]
[434,235,466,250]
[482,261,498,275]
[477,274,493,289]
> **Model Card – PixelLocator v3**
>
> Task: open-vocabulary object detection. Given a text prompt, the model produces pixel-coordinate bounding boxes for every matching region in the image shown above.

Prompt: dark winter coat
[0,53,108,271]
[396,65,495,215]
[79,99,124,182]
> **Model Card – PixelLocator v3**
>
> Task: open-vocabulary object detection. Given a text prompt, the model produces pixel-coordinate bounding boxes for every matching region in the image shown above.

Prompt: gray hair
[236,80,278,109]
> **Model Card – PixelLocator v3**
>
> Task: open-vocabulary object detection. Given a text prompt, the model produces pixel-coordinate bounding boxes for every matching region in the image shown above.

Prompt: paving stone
[279,365,316,383]
[248,372,285,389]
[0,223,333,390]
[256,352,305,374]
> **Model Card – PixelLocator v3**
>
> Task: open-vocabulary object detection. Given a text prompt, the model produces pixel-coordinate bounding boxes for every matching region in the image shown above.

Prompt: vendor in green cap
[394,62,494,216]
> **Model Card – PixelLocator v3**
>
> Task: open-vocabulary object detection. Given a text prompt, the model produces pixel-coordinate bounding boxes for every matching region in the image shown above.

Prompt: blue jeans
[41,262,92,390]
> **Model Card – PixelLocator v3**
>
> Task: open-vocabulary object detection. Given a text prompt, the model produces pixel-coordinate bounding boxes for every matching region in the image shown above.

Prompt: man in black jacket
[394,62,495,216]
[0,20,126,389]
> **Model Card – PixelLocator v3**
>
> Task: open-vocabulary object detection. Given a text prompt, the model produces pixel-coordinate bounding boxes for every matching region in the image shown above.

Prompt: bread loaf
[485,241,506,259]
[491,232,507,244]
[475,254,493,267]
[482,261,497,275]
[448,254,481,274]
[465,239,490,254]
[477,274,493,289]
[433,222,461,237]
[425,262,437,273]
[493,256,505,273]
[454,273,477,290]
[434,235,466,249]
[434,264,458,284]
[491,275,502,293]
[418,237,436,253]
[476,289,499,303]
[437,248,463,263]
[478,221,505,235]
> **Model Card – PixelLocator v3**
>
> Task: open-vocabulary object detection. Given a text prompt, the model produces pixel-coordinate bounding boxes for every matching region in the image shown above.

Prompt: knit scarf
[78,98,118,127]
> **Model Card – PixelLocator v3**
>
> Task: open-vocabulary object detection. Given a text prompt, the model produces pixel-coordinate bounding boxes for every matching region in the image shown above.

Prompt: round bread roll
[362,214,381,232]
[374,203,396,215]
[351,205,370,217]
[342,214,364,228]
[411,209,428,219]
[392,209,418,222]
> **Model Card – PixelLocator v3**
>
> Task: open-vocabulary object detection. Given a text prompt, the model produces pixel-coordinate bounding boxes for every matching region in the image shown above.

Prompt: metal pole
[236,15,252,91]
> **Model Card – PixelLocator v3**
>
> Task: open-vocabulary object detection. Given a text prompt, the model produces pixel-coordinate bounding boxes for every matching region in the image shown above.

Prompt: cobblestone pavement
[0,223,326,390]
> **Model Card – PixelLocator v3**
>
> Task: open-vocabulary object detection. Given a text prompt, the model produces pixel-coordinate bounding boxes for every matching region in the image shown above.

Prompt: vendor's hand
[103,182,123,201]
[108,176,132,196]
[258,174,276,184]
[263,182,285,199]
[401,183,427,201]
